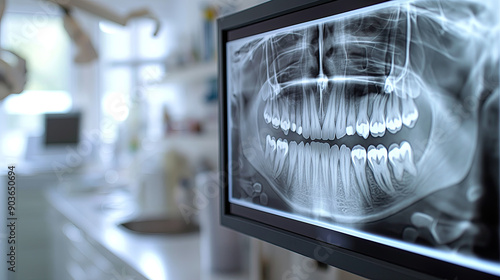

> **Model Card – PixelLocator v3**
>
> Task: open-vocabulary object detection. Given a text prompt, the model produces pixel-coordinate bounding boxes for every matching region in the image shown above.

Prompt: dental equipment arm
[47,0,161,36]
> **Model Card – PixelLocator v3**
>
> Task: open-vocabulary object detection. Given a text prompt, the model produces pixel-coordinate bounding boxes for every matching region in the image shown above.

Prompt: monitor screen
[44,112,81,145]
[219,0,500,279]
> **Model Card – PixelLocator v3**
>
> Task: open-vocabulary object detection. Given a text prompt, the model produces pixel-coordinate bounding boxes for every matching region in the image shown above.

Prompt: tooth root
[351,145,371,205]
[367,145,395,194]
[402,97,418,128]
[296,142,305,185]
[311,143,322,213]
[330,145,339,201]
[311,142,321,188]
[336,94,347,139]
[273,138,288,178]
[400,141,417,176]
[323,93,336,140]
[386,93,402,134]
[304,143,312,185]
[272,83,281,99]
[302,92,311,139]
[296,100,302,135]
[369,95,386,138]
[272,97,281,129]
[287,141,298,187]
[346,99,356,136]
[339,145,351,198]
[356,96,370,139]
[320,143,330,189]
[280,99,290,135]
[310,94,321,141]
[264,99,272,124]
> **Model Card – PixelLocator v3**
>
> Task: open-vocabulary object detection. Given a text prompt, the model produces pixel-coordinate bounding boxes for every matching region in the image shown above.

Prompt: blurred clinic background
[0,0,364,279]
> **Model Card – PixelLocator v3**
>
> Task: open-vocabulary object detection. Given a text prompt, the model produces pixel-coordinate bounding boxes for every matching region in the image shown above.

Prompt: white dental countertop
[46,188,247,280]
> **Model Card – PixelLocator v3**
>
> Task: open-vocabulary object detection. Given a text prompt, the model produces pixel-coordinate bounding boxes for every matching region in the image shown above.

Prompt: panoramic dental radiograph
[227,0,499,264]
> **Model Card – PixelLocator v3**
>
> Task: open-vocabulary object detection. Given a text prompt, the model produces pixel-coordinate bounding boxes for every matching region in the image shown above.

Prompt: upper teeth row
[265,135,417,207]
[263,91,418,140]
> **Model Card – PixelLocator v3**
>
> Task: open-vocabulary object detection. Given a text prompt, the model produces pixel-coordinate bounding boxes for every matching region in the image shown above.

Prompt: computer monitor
[44,112,81,146]
[218,0,500,279]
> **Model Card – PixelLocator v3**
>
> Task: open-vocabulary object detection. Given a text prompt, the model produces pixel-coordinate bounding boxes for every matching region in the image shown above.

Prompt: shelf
[157,61,217,84]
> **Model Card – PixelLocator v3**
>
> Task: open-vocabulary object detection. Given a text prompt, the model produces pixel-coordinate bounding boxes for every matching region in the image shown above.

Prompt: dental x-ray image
[226,0,500,274]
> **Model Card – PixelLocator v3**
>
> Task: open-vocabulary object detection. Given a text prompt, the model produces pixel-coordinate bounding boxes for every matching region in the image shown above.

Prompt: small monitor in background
[44,112,81,146]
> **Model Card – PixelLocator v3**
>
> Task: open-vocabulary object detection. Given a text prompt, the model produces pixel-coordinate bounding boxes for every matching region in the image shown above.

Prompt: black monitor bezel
[218,1,499,279]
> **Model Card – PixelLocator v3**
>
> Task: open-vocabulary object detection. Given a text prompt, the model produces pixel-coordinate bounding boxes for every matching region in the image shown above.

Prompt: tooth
[296,100,302,135]
[388,144,404,181]
[388,141,417,181]
[310,94,321,140]
[320,143,330,189]
[336,94,347,139]
[259,80,272,101]
[369,95,386,137]
[263,100,272,124]
[272,97,280,129]
[351,145,371,205]
[356,96,370,139]
[330,145,339,199]
[367,144,395,194]
[400,141,417,176]
[302,92,311,139]
[304,143,312,185]
[386,93,402,134]
[346,99,356,136]
[311,142,321,189]
[290,99,296,132]
[339,145,351,198]
[265,135,277,163]
[401,97,418,128]
[323,93,336,140]
[280,99,290,135]
[272,82,281,99]
[295,142,305,186]
[273,138,288,178]
[287,141,298,186]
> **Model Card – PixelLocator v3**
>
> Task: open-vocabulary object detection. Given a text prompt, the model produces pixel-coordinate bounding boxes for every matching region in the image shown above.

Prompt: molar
[367,144,395,194]
[388,141,417,182]
[401,97,419,128]
[386,93,403,134]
